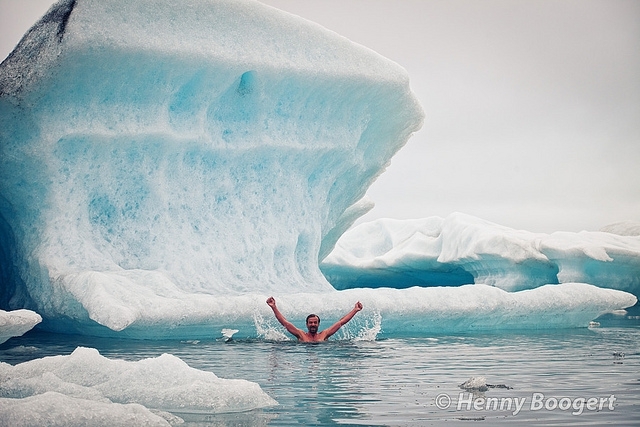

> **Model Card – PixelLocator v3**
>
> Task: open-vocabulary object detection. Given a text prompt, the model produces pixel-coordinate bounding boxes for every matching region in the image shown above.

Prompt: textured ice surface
[600,221,640,237]
[254,283,635,338]
[0,0,634,339]
[0,0,423,333]
[321,213,640,296]
[0,346,277,423]
[0,392,172,427]
[0,282,629,339]
[0,309,42,344]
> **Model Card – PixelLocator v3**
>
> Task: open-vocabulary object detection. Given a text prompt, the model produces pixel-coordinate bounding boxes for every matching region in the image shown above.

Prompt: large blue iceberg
[0,0,422,334]
[0,0,635,339]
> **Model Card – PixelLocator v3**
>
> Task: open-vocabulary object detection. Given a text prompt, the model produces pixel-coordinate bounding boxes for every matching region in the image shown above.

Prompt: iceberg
[321,213,640,297]
[600,221,640,237]
[0,346,277,424]
[0,0,422,334]
[255,283,635,337]
[0,309,42,344]
[0,392,174,427]
[0,0,635,339]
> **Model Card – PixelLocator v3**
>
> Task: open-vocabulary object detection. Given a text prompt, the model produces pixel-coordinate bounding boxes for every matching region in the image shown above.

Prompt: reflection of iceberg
[322,213,640,296]
[0,347,277,423]
[0,0,635,339]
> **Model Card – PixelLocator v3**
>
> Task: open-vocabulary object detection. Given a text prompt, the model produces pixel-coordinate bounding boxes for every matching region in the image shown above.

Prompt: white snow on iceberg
[0,0,422,333]
[0,346,277,424]
[321,213,640,296]
[0,309,42,345]
[600,221,640,237]
[256,283,636,337]
[0,392,173,427]
[0,280,629,339]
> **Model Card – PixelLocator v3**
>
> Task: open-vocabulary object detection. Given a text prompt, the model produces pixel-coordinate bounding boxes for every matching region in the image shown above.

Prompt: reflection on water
[1,327,639,426]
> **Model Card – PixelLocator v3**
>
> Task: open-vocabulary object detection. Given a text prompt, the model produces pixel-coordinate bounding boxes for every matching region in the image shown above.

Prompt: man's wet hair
[306,314,320,324]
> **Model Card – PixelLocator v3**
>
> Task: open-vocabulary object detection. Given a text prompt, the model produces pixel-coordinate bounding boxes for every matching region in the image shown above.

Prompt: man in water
[266,297,363,342]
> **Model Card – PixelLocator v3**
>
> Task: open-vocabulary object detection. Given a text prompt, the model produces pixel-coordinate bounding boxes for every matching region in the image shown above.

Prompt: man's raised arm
[322,301,363,339]
[266,297,304,340]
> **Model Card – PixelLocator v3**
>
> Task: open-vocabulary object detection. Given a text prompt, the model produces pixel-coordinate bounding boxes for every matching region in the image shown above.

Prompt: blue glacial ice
[0,0,636,340]
[0,346,277,424]
[0,0,421,335]
[255,283,635,338]
[321,213,640,297]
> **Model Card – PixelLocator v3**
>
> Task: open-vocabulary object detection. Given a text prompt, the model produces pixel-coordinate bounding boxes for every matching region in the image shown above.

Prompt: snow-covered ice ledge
[321,213,640,297]
[25,280,636,339]
[0,309,42,344]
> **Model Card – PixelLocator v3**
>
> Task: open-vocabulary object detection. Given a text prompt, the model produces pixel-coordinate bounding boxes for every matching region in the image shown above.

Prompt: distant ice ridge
[321,213,640,297]
[0,347,277,426]
[0,0,423,333]
[0,309,42,344]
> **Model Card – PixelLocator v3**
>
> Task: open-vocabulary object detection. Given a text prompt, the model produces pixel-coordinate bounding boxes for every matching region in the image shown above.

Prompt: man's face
[306,316,319,334]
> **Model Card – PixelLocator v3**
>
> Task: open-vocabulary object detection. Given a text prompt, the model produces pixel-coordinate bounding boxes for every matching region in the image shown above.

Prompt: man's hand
[266,296,276,308]
[354,301,363,311]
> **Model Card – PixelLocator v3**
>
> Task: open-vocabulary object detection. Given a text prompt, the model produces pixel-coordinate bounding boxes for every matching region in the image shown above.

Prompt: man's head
[306,314,320,334]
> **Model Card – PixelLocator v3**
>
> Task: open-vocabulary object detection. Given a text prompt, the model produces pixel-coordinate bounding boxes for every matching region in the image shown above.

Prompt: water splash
[253,312,290,341]
[338,310,382,341]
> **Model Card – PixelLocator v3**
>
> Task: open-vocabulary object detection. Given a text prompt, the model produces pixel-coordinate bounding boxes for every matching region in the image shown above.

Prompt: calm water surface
[1,326,639,426]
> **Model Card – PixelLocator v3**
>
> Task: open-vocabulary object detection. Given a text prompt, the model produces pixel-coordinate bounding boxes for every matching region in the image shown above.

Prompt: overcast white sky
[1,0,639,233]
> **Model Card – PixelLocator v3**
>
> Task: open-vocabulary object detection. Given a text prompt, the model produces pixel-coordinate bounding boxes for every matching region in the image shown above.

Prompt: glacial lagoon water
[2,320,639,426]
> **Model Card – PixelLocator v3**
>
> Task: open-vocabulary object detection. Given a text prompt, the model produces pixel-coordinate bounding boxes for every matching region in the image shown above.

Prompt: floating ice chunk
[0,309,42,344]
[221,328,239,342]
[5,278,632,339]
[322,214,556,291]
[0,347,277,417]
[458,377,511,392]
[322,213,640,296]
[256,283,635,338]
[459,377,488,392]
[0,391,172,427]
